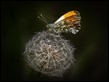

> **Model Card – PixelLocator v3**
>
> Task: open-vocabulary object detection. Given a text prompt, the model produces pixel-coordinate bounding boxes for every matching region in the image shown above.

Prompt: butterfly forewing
[46,10,81,34]
[53,10,81,34]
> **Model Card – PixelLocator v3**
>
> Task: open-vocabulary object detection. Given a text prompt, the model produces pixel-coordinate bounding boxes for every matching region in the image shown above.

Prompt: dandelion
[24,31,75,77]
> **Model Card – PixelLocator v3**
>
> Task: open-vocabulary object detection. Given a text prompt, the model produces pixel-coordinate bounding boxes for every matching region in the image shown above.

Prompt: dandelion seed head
[24,31,75,77]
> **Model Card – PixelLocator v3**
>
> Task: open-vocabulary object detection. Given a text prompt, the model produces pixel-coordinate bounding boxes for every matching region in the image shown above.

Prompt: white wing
[54,15,64,24]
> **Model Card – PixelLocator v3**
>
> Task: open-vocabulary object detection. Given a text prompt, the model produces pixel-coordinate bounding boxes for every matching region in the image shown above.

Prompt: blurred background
[1,1,108,81]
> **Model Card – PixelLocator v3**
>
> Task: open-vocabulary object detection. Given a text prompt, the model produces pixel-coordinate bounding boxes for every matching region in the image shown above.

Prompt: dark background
[1,1,108,81]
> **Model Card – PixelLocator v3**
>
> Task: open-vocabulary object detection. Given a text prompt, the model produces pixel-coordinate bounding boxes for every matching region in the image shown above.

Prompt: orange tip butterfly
[38,10,81,34]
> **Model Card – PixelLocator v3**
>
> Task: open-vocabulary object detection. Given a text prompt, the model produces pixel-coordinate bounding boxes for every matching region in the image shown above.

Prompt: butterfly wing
[54,10,81,34]
[55,11,77,23]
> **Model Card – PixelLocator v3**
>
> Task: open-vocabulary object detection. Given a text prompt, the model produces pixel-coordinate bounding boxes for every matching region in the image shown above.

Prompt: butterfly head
[46,24,54,28]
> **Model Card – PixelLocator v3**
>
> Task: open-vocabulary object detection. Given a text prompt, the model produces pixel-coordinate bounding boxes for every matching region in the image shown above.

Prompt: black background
[1,1,108,81]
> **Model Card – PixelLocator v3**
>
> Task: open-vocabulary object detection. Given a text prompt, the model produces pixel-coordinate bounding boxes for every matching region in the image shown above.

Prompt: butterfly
[38,10,81,34]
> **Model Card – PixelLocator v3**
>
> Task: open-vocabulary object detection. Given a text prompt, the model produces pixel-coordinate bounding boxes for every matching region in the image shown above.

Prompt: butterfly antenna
[38,14,48,24]
[38,14,53,31]
[40,14,48,23]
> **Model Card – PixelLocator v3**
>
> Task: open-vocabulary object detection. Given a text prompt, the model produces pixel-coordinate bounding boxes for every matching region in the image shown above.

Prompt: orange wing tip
[63,11,77,18]
[55,10,80,24]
